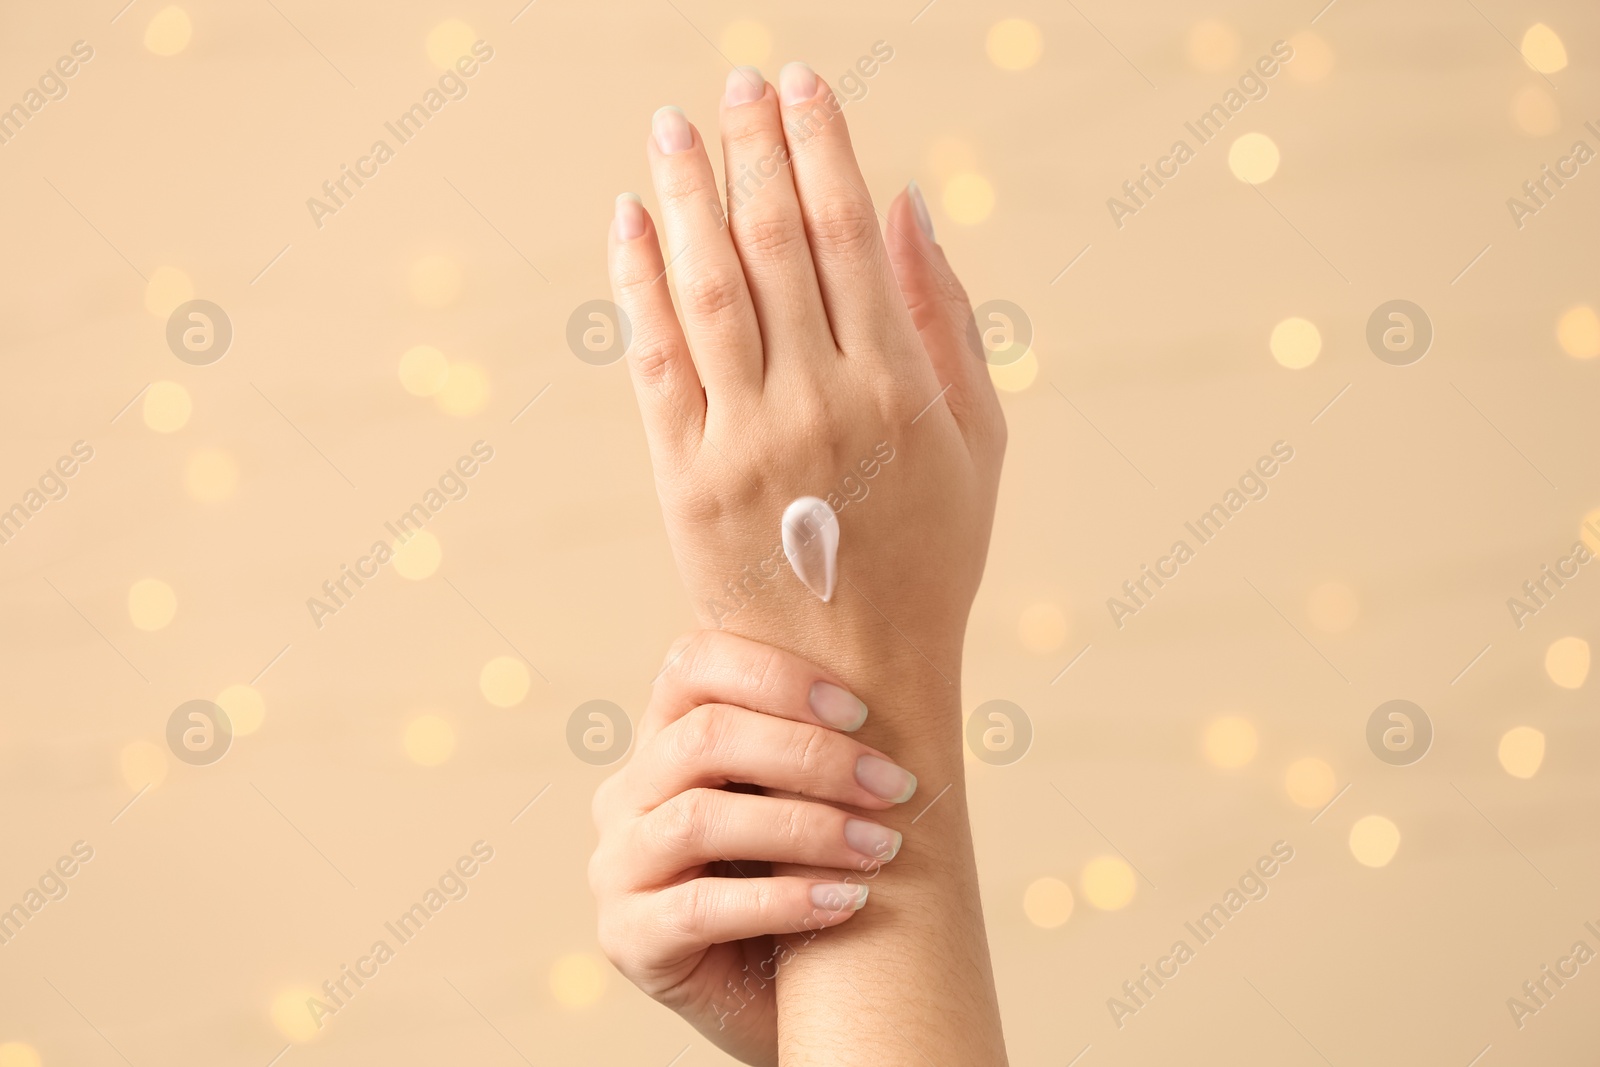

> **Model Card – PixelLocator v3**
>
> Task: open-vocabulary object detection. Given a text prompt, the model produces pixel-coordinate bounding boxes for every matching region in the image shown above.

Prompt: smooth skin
[591,630,910,1065]
[605,62,1008,1066]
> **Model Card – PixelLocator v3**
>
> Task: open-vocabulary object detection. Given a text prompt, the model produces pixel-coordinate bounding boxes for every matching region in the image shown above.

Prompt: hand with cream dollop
[604,61,1011,1067]
[607,62,1005,679]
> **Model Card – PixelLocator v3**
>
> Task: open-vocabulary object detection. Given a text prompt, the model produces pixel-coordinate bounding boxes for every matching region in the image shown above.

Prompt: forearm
[745,619,1007,1066]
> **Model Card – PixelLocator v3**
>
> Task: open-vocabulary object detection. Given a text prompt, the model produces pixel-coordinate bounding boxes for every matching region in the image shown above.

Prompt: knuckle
[627,329,682,386]
[775,801,814,848]
[789,724,832,782]
[669,878,709,938]
[735,211,808,261]
[666,630,708,686]
[722,118,782,160]
[736,642,787,706]
[656,167,713,208]
[808,197,879,257]
[647,802,698,858]
[749,878,779,920]
[671,703,725,767]
[680,266,747,323]
[612,254,659,297]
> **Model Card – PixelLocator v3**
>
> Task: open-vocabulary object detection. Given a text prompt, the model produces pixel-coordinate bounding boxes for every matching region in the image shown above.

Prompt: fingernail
[844,819,902,863]
[779,61,818,107]
[652,105,692,154]
[810,882,869,912]
[907,180,936,242]
[615,193,645,240]
[809,681,868,732]
[724,66,764,107]
[856,755,917,804]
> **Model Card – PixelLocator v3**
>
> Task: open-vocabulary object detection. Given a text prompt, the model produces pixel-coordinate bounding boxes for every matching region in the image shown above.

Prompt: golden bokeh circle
[1270,317,1321,369]
[1520,23,1568,73]
[1017,603,1068,654]
[1186,21,1240,72]
[1556,306,1600,359]
[1511,85,1560,137]
[987,19,1044,71]
[1349,815,1400,868]
[1498,726,1546,779]
[480,656,532,708]
[1203,715,1258,769]
[1080,855,1137,910]
[426,20,477,70]
[392,531,442,580]
[270,987,322,1043]
[988,348,1038,393]
[1545,636,1590,689]
[185,447,238,502]
[0,1043,42,1067]
[1284,757,1338,808]
[120,739,168,790]
[435,361,490,416]
[128,578,177,631]
[143,381,193,433]
[941,172,995,225]
[1285,32,1335,82]
[404,713,456,766]
[1582,507,1600,553]
[400,345,451,396]
[144,265,194,318]
[550,952,607,1008]
[144,6,193,56]
[216,684,265,735]
[1228,132,1281,184]
[1023,876,1074,928]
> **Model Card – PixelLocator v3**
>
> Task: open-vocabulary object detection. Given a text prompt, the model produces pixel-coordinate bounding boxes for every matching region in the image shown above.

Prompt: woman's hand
[607,62,1005,679]
[589,630,913,1066]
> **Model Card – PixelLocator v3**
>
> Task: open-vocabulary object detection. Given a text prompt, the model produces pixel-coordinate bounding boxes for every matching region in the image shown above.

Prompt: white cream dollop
[781,496,839,603]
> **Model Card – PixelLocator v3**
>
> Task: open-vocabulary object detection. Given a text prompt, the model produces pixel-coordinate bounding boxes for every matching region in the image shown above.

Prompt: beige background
[1,0,1597,1064]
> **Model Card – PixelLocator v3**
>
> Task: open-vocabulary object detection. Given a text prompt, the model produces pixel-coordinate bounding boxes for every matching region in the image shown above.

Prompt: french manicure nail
[615,193,645,240]
[652,105,692,154]
[810,680,868,732]
[856,755,917,804]
[724,66,764,107]
[810,882,869,912]
[908,180,936,242]
[844,818,902,863]
[779,61,818,107]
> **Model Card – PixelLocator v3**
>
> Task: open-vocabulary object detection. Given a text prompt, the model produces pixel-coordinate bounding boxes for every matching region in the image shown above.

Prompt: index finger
[641,630,867,743]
